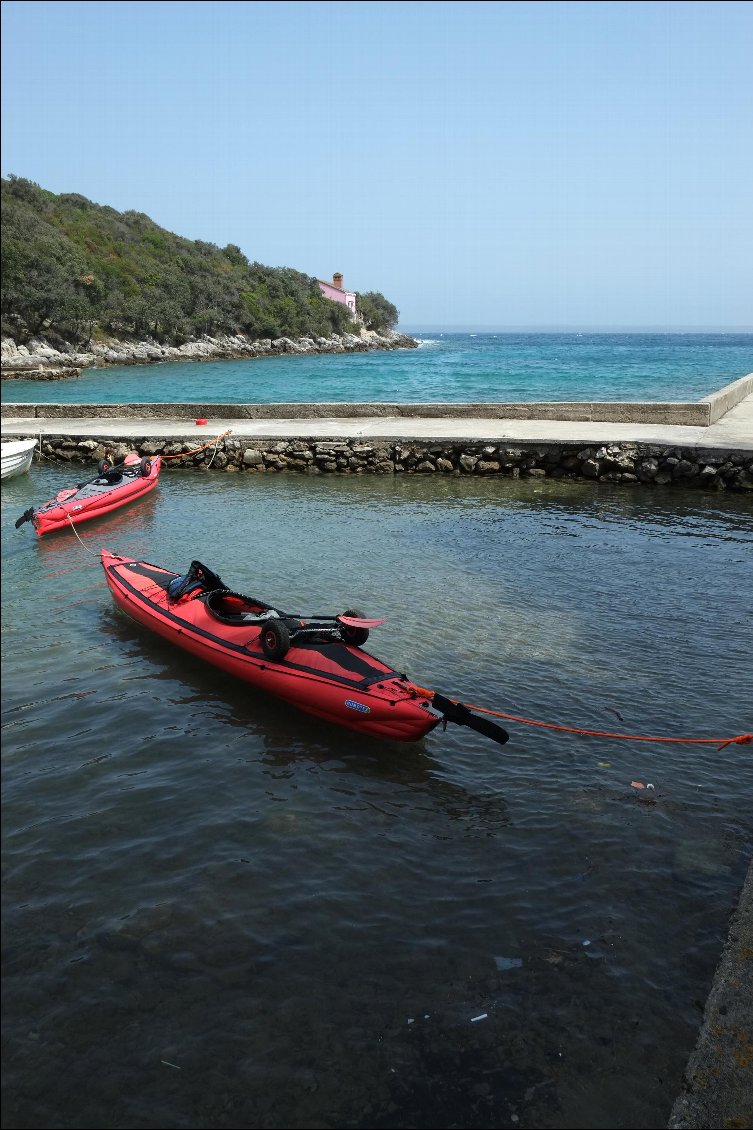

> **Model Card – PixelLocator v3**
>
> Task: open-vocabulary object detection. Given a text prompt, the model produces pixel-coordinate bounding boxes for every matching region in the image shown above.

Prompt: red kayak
[100,553,510,745]
[15,452,160,536]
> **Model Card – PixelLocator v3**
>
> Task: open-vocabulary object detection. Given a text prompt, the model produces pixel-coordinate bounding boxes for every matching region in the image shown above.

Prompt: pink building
[317,272,357,316]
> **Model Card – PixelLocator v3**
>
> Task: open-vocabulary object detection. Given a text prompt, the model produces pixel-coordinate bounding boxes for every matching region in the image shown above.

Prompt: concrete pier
[668,861,753,1129]
[2,389,751,493]
[2,375,752,451]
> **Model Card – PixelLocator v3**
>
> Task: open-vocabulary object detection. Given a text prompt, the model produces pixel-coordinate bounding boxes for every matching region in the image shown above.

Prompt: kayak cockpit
[203,589,276,624]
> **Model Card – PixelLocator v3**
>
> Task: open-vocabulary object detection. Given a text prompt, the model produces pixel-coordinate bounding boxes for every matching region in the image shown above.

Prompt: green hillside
[0,176,398,346]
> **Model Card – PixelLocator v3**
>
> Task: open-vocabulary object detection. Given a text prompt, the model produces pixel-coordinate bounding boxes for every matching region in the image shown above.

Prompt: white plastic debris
[494,955,523,971]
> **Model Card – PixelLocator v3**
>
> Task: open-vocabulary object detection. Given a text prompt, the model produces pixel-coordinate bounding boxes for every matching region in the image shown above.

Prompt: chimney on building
[332,272,343,290]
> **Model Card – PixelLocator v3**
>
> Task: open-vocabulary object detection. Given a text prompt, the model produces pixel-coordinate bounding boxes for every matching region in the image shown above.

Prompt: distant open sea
[2,331,752,405]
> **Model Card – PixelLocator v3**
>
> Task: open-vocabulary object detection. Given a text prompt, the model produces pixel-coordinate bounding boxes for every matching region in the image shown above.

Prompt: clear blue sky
[2,0,751,330]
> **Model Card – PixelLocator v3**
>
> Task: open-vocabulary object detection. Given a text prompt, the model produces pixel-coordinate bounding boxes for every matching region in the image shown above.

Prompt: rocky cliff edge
[1,328,418,380]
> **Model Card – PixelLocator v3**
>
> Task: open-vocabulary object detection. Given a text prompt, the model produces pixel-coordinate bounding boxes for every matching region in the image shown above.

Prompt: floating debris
[494,955,523,971]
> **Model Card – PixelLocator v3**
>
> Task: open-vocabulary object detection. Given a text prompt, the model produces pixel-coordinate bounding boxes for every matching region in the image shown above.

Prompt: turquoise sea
[2,331,752,404]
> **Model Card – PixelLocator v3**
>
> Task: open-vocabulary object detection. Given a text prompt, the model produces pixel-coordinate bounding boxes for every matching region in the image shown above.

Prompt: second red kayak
[15,452,160,536]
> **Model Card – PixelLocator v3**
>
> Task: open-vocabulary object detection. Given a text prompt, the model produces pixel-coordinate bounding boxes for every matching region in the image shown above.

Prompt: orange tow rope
[406,684,751,751]
[159,429,232,460]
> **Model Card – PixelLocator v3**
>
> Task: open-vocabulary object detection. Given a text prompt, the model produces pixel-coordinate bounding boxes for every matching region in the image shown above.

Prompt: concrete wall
[668,862,753,1129]
[701,373,753,424]
[0,399,719,425]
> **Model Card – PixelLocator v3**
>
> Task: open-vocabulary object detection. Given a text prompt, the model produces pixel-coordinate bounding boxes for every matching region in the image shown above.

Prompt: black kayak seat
[167,560,226,602]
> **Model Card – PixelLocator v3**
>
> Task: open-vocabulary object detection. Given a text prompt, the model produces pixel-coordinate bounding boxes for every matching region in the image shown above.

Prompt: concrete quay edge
[2,398,752,452]
[2,377,751,451]
[0,399,716,424]
[0,384,746,429]
[2,373,752,426]
[667,859,753,1129]
[702,373,753,423]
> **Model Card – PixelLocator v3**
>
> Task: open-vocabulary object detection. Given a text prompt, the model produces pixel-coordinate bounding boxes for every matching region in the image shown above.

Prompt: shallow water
[2,466,752,1129]
[2,331,752,405]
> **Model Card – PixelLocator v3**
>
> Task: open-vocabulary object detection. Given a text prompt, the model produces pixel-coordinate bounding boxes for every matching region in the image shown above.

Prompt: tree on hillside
[1,196,100,342]
[357,291,398,331]
[0,176,401,346]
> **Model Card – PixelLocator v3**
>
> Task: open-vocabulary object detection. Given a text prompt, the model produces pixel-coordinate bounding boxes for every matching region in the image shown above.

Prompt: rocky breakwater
[0,328,417,380]
[33,435,753,492]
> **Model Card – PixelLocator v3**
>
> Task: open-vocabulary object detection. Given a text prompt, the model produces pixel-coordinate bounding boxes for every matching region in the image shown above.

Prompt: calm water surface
[2,332,752,405]
[2,466,752,1129]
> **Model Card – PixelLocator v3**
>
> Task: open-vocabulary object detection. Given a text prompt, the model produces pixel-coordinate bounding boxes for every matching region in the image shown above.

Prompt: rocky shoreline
[0,328,418,380]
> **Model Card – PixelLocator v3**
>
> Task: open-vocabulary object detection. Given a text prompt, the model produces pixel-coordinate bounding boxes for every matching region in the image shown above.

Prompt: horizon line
[398,325,753,334]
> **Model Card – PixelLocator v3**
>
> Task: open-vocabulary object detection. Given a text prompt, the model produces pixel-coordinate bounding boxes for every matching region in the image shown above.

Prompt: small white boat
[1,438,38,480]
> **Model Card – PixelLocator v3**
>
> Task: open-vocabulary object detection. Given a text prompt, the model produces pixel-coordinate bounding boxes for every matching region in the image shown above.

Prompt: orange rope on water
[159,429,232,460]
[406,684,751,751]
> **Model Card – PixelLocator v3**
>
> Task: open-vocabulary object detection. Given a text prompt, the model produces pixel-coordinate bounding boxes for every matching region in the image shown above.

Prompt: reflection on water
[2,467,752,1129]
[101,608,512,837]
